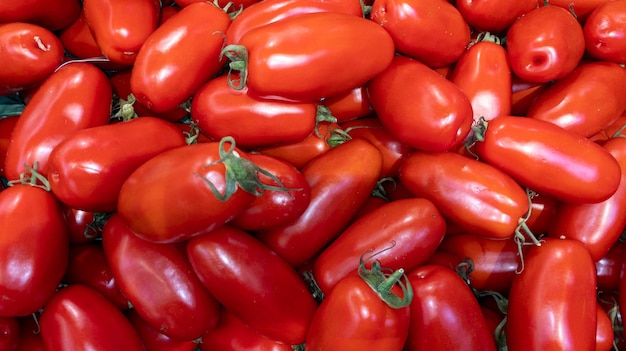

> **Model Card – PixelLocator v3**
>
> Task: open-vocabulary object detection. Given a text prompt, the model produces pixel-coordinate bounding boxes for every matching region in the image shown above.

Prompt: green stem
[6,162,51,191]
[358,244,413,309]
[220,45,249,90]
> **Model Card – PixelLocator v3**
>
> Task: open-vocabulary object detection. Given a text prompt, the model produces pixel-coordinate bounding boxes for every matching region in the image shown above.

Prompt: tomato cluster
[1,0,626,350]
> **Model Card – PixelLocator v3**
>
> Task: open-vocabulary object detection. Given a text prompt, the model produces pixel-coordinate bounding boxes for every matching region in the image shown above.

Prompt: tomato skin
[131,2,231,112]
[527,61,626,138]
[547,137,626,261]
[102,214,220,340]
[257,138,383,267]
[370,0,469,68]
[117,142,256,243]
[4,62,112,181]
[474,115,622,204]
[229,153,311,231]
[322,85,372,123]
[0,23,64,96]
[506,5,585,83]
[368,56,473,152]
[64,242,130,311]
[399,151,529,239]
[507,238,597,350]
[313,197,446,295]
[0,115,19,177]
[0,0,81,31]
[438,234,523,293]
[126,309,197,351]
[545,0,615,21]
[595,241,623,292]
[0,185,69,317]
[0,316,19,351]
[191,75,318,148]
[449,40,512,122]
[596,302,615,351]
[47,117,187,213]
[186,225,318,345]
[83,0,159,65]
[455,0,537,33]
[583,1,626,63]
[199,309,294,351]
[404,265,496,351]
[63,207,105,243]
[304,273,410,350]
[225,0,363,45]
[40,284,145,351]
[237,12,395,102]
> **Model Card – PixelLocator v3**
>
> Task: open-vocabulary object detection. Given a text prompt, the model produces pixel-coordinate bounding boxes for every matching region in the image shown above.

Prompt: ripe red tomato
[596,302,615,351]
[405,265,497,351]
[449,38,512,121]
[583,0,626,63]
[545,0,615,21]
[131,1,231,112]
[47,116,187,212]
[0,184,68,317]
[229,153,311,231]
[256,138,383,267]
[63,207,107,243]
[506,4,585,83]
[506,238,597,350]
[224,12,394,102]
[0,0,81,31]
[0,115,18,177]
[4,62,112,181]
[225,0,363,45]
[313,197,446,294]
[370,0,470,68]
[526,61,626,137]
[0,317,19,350]
[126,306,198,351]
[322,85,372,123]
[0,22,64,96]
[367,55,473,152]
[595,240,623,292]
[399,151,529,240]
[102,214,221,340]
[40,284,145,350]
[473,115,622,204]
[191,74,319,148]
[455,0,536,33]
[187,225,318,345]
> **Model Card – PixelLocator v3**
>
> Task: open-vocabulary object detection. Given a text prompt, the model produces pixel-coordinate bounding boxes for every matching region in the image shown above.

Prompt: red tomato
[313,197,446,295]
[595,241,624,292]
[473,115,622,204]
[256,138,383,267]
[405,265,496,351]
[438,234,523,293]
[229,153,311,231]
[83,0,159,65]
[547,137,626,261]
[545,0,615,21]
[187,225,318,345]
[16,315,46,351]
[506,4,585,83]
[199,309,294,351]
[64,207,107,243]
[339,117,414,178]
[64,242,130,311]
[224,12,394,102]
[449,38,512,121]
[225,0,363,45]
[506,238,597,350]
[527,61,626,137]
[370,0,470,68]
[159,4,182,25]
[40,284,145,350]
[0,317,19,351]
[524,192,558,235]
[0,23,64,96]
[176,0,259,9]
[399,151,529,240]
[126,308,198,351]
[596,302,615,351]
[0,115,18,177]
[131,1,231,112]
[510,75,548,116]
[321,85,372,123]
[4,62,112,181]
[0,184,68,317]
[0,0,81,31]
[48,117,187,212]
[117,139,264,243]
[367,55,473,152]
[191,74,319,148]
[455,0,536,33]
[102,214,221,340]
[304,259,411,350]
[584,0,626,63]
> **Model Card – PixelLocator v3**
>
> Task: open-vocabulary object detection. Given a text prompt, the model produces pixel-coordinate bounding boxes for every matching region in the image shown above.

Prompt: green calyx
[7,161,51,191]
[220,45,249,91]
[195,136,292,202]
[358,244,413,309]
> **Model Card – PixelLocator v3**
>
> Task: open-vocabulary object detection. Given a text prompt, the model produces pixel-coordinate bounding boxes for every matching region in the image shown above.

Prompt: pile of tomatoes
[1,0,626,349]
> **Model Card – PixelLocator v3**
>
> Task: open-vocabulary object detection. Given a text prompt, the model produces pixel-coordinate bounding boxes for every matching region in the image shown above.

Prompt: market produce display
[1,0,626,350]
